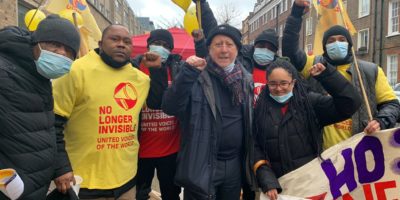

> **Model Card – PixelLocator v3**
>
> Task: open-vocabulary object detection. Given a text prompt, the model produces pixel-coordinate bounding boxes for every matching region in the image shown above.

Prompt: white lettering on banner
[260,128,400,200]
[141,112,174,120]
[140,107,178,134]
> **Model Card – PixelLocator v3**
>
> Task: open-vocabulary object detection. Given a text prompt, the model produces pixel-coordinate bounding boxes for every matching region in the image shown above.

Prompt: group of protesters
[1,0,399,200]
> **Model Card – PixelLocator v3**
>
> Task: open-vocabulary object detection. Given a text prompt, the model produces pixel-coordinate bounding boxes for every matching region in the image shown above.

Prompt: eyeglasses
[266,80,294,89]
[212,42,235,49]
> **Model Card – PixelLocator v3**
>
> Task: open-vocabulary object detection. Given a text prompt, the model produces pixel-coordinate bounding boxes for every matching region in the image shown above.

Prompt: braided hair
[254,59,323,159]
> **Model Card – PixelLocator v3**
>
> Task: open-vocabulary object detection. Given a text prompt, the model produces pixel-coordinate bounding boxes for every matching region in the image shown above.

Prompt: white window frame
[358,0,370,18]
[283,0,288,12]
[306,17,313,36]
[388,0,400,36]
[357,28,369,51]
[387,54,398,87]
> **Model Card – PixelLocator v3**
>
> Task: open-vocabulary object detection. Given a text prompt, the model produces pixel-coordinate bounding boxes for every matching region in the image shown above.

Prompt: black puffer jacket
[254,66,361,193]
[0,26,56,200]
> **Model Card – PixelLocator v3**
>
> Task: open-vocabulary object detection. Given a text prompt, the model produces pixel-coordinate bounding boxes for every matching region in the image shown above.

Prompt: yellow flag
[44,0,101,56]
[171,0,191,11]
[312,0,356,55]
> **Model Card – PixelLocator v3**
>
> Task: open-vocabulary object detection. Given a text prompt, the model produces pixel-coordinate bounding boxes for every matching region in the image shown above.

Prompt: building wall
[380,0,400,83]
[242,16,250,45]
[87,2,111,31]
[0,0,18,28]
[244,0,400,85]
[0,0,143,35]
[247,0,292,54]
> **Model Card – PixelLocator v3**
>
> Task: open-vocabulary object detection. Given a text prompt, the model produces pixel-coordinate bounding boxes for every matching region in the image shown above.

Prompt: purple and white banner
[261,128,400,200]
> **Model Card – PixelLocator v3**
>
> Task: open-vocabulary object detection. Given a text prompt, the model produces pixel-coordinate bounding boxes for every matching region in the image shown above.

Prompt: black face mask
[96,48,129,68]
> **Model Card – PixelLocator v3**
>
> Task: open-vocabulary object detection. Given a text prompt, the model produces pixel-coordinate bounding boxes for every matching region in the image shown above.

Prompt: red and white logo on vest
[113,82,138,111]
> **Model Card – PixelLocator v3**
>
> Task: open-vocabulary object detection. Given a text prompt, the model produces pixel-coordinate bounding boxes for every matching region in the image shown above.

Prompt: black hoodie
[0,26,56,200]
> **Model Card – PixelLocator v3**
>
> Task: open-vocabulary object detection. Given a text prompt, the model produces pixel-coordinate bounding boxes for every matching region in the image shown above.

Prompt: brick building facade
[0,0,145,36]
[243,0,400,86]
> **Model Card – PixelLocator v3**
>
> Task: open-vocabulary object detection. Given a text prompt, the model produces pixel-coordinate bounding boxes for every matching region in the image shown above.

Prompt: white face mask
[253,48,275,65]
[149,45,170,62]
[326,41,349,60]
[35,44,73,79]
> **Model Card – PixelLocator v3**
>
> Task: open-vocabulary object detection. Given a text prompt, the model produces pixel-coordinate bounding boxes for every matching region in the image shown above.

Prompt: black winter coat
[0,26,56,200]
[162,61,257,198]
[254,66,361,193]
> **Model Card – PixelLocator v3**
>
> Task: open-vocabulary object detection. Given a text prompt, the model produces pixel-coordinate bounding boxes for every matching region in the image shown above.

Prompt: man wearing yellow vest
[53,24,150,200]
[283,0,400,150]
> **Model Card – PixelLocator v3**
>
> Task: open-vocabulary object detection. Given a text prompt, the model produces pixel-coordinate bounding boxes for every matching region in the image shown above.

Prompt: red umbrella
[131,27,195,60]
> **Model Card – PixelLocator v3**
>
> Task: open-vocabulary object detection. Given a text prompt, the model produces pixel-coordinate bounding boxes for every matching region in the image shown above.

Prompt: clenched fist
[186,55,207,71]
[141,52,162,68]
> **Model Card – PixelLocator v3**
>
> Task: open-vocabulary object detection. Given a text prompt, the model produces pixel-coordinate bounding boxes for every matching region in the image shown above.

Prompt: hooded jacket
[282,3,400,147]
[0,26,56,200]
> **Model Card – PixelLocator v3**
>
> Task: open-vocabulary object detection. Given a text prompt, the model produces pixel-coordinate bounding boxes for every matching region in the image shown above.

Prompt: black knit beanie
[254,29,279,51]
[147,29,174,50]
[32,14,80,58]
[322,25,353,53]
[322,25,353,65]
[206,24,242,50]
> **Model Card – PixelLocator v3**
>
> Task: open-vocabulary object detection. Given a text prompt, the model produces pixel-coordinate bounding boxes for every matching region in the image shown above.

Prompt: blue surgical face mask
[269,91,293,103]
[253,48,275,66]
[326,41,348,60]
[35,45,73,79]
[149,45,170,62]
[223,61,235,73]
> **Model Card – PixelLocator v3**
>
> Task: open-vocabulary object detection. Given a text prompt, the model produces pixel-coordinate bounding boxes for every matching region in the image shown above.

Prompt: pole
[275,3,280,32]
[196,0,202,30]
[72,12,82,58]
[26,0,45,30]
[337,0,373,121]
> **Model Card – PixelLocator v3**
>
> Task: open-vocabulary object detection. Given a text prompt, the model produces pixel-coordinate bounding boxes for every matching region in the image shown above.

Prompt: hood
[0,26,37,72]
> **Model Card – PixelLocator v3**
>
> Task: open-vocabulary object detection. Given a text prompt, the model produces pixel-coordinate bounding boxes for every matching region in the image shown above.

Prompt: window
[106,9,111,19]
[272,7,277,19]
[115,0,121,12]
[124,11,129,26]
[100,3,105,13]
[359,0,370,17]
[388,0,400,35]
[93,0,99,8]
[306,17,313,35]
[17,3,32,29]
[387,55,398,87]
[283,0,288,12]
[357,29,369,51]
[279,24,283,37]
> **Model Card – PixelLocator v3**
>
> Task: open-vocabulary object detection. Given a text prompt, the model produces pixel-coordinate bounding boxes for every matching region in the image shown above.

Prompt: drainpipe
[372,0,378,63]
[379,0,384,66]
[276,3,280,32]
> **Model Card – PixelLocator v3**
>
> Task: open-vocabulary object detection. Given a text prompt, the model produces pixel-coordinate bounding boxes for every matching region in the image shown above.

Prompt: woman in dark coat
[253,59,361,200]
